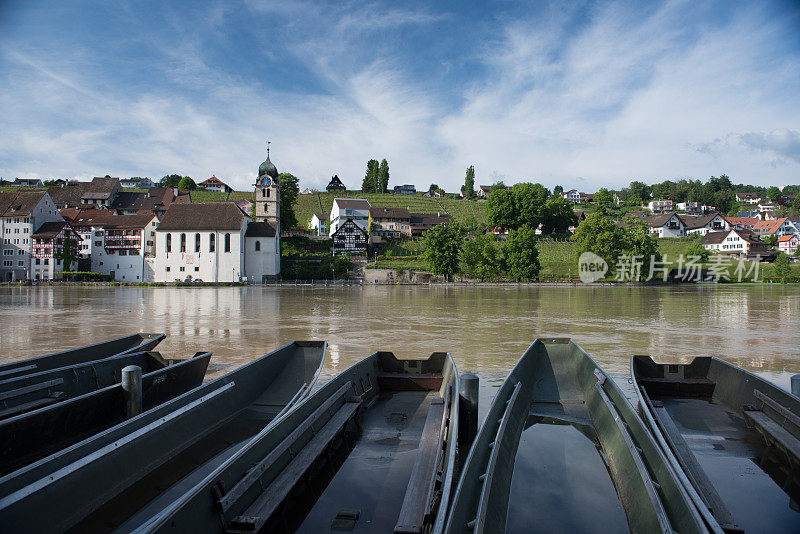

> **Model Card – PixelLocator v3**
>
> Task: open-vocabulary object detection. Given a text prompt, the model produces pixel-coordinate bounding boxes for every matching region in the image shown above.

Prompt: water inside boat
[659,396,800,534]
[506,415,630,534]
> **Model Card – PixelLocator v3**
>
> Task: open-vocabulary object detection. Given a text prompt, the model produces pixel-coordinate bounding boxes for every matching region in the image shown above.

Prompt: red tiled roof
[778,234,798,242]
[752,217,787,234]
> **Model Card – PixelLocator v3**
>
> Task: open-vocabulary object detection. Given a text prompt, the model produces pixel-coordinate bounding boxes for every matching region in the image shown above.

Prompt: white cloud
[0,1,798,192]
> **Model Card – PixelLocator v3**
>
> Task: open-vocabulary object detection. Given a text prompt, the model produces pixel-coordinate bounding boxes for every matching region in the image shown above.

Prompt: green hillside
[295,191,487,227]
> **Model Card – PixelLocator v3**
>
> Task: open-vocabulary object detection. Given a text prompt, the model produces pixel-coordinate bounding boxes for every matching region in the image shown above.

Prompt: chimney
[173,187,179,197]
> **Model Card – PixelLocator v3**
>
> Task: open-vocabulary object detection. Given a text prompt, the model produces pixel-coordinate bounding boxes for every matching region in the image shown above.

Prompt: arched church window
[195,233,200,253]
[166,233,171,253]
[224,233,231,252]
[255,240,261,251]
[180,233,186,252]
[209,233,215,252]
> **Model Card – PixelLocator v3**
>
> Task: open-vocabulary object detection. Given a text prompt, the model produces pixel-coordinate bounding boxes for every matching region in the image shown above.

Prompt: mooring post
[459,373,479,449]
[791,374,800,397]
[122,365,143,419]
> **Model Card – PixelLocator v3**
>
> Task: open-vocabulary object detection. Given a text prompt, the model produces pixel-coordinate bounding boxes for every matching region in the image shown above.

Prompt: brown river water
[1,285,799,402]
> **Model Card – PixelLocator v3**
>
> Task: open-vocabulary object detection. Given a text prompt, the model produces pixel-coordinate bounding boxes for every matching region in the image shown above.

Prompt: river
[1,285,799,400]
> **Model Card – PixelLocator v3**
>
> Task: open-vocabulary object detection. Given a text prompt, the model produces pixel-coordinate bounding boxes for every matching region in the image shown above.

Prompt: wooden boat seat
[218,382,361,533]
[744,390,800,464]
[639,376,715,397]
[394,395,447,534]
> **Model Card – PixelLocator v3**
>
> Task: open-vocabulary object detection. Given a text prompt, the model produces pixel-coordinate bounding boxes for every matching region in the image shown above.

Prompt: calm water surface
[1,285,799,401]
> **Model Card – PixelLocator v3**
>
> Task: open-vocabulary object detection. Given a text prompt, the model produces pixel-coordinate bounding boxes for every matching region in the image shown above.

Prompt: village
[1,154,799,284]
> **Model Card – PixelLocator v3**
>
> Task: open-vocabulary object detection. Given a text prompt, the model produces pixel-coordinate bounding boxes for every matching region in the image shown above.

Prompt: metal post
[792,374,800,397]
[122,365,142,419]
[459,373,479,449]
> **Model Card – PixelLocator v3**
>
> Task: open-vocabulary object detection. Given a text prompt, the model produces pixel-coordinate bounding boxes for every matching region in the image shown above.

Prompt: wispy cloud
[0,0,798,191]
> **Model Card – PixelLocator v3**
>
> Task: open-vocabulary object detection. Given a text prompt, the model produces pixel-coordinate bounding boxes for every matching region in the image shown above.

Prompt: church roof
[258,156,278,179]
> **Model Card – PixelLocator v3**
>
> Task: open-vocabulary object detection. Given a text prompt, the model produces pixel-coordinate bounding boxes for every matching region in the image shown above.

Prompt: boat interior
[633,355,800,533]
[147,351,458,534]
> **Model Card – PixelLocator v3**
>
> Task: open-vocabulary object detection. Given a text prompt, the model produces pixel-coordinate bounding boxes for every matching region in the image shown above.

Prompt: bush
[57,271,112,282]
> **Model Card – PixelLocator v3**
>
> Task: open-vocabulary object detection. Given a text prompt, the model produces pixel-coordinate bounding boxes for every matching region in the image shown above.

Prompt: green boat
[446,338,706,534]
[133,351,459,534]
[633,354,800,533]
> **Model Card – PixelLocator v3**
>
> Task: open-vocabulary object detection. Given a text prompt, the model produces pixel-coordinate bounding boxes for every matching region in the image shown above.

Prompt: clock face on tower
[262,177,271,187]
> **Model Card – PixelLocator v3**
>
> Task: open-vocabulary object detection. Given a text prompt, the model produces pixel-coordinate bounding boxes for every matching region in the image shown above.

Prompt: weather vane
[266,140,270,158]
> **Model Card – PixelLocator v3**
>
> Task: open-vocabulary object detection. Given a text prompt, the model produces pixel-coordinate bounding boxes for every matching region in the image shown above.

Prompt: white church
[153,147,281,283]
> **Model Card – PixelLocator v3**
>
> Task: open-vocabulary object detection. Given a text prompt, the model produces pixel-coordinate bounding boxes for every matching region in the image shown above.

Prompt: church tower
[255,142,280,228]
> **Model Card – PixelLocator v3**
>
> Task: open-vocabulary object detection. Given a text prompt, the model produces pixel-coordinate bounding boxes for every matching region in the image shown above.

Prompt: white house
[309,213,329,236]
[69,210,159,282]
[329,198,370,236]
[701,229,771,257]
[154,203,278,283]
[736,192,761,204]
[30,221,81,280]
[0,191,62,281]
[120,177,155,188]
[198,175,232,193]
[562,189,583,203]
[647,199,673,214]
[778,234,799,254]
[752,217,799,239]
[643,213,685,238]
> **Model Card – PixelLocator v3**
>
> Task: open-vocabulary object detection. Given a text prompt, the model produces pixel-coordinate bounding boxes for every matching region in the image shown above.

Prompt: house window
[255,240,261,251]
[180,233,186,252]
[166,233,172,253]
[18,260,24,266]
[224,233,230,252]
[35,258,40,265]
[262,189,266,198]
[195,233,201,253]
[166,266,170,272]
[194,266,199,272]
[209,233,215,252]
[3,260,10,266]
[180,266,185,272]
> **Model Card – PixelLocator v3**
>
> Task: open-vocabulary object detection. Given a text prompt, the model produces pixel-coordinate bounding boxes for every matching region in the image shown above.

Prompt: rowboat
[0,350,185,420]
[0,333,165,380]
[133,350,459,534]
[0,350,211,477]
[0,341,326,533]
[445,338,706,534]
[632,354,800,533]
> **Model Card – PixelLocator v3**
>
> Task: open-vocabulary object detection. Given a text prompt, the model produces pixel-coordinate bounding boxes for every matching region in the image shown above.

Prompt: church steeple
[254,142,280,225]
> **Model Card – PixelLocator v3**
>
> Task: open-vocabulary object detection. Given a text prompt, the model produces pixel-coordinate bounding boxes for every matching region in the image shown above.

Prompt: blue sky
[1,0,799,192]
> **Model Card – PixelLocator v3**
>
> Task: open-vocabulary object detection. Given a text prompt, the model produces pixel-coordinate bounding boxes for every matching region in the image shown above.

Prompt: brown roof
[680,212,724,230]
[244,221,277,237]
[90,176,120,192]
[333,198,371,210]
[157,202,247,231]
[727,217,760,228]
[410,212,452,225]
[111,187,190,212]
[643,213,682,227]
[369,207,411,219]
[31,221,67,238]
[0,190,47,216]
[312,212,327,221]
[48,182,92,206]
[700,231,728,245]
[70,209,157,229]
[199,175,228,187]
[778,234,798,243]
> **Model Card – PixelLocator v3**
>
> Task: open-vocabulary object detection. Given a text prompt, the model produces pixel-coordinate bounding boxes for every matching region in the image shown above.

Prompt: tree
[512,182,549,229]
[278,172,300,230]
[55,234,79,272]
[378,159,390,193]
[362,159,379,192]
[628,180,651,201]
[553,185,563,197]
[429,183,439,194]
[486,188,516,230]
[177,176,196,190]
[422,223,462,280]
[503,225,540,279]
[683,237,710,263]
[767,186,781,203]
[461,234,500,280]
[541,196,576,234]
[160,174,183,188]
[773,253,791,282]
[594,188,614,213]
[763,234,779,247]
[464,165,475,198]
[793,195,800,213]
[571,213,627,278]
[626,194,643,208]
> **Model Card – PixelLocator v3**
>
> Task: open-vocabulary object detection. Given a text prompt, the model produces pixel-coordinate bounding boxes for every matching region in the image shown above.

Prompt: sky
[1,0,799,192]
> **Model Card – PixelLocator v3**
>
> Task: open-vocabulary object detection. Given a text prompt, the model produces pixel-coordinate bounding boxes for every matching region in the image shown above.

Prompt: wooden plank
[377,373,443,391]
[746,410,800,463]
[394,396,446,534]
[753,389,800,430]
[217,382,353,514]
[652,405,738,530]
[229,400,361,533]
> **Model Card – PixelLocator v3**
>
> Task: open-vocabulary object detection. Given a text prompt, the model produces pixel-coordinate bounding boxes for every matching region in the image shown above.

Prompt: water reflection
[1,285,798,392]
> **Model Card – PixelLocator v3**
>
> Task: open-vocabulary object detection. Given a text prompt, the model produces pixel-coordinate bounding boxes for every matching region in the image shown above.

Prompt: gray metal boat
[0,350,211,477]
[632,354,800,533]
[0,333,165,380]
[133,350,459,534]
[445,338,706,534]
[0,341,326,533]
[0,350,184,420]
